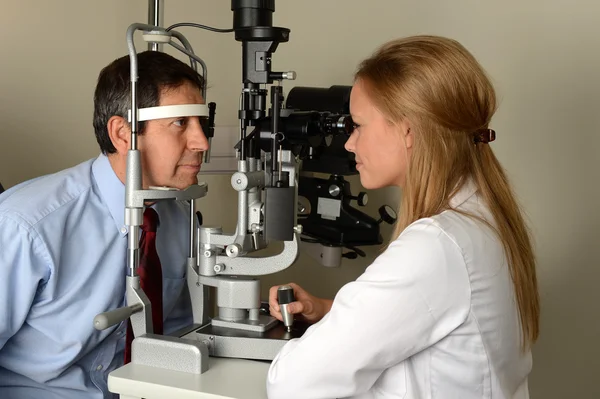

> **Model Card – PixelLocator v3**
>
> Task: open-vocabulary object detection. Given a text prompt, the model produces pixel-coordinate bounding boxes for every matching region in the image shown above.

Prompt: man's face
[137,82,209,189]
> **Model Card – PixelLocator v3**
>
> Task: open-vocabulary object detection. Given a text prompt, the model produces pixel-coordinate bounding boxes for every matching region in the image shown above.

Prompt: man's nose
[188,118,209,152]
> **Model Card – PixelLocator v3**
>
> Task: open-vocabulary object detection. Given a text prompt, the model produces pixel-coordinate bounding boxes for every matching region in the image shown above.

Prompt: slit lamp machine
[93,0,397,385]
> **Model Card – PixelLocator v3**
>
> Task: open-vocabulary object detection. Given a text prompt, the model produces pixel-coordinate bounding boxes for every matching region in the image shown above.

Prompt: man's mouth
[179,163,201,172]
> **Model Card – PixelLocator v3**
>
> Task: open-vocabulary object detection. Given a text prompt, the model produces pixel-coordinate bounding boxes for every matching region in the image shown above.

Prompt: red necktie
[124,207,163,364]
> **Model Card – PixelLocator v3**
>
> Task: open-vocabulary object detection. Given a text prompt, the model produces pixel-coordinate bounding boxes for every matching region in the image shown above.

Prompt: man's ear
[107,116,131,155]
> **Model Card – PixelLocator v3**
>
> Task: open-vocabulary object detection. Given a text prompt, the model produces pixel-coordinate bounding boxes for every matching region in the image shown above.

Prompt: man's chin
[177,177,198,189]
[162,176,198,190]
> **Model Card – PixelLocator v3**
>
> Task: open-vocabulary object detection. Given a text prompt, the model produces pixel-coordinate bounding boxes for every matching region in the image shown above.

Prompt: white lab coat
[267,181,532,399]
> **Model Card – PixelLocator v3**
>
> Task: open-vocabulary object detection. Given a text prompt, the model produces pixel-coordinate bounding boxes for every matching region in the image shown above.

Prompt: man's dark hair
[93,51,205,154]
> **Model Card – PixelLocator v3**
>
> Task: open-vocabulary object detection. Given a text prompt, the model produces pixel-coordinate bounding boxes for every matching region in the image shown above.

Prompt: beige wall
[1,1,599,397]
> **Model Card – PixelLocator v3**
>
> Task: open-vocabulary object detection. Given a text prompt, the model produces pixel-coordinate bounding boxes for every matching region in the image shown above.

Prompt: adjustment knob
[226,244,242,258]
[282,71,296,80]
[377,205,397,225]
[349,192,368,206]
[278,285,295,332]
[328,184,341,197]
[356,192,368,206]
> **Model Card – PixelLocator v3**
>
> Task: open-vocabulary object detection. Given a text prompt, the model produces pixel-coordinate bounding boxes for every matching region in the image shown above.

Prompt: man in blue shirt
[0,51,209,398]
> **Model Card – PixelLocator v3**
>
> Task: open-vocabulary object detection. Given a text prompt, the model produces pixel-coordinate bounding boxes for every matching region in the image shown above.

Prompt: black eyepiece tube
[231,0,275,29]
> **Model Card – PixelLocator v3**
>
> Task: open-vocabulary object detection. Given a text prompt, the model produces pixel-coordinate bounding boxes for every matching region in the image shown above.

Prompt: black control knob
[377,205,397,225]
[349,191,368,206]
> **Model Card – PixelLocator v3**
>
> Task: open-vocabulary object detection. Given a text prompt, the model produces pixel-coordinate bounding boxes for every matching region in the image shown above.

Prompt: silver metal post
[237,160,249,235]
[148,0,163,51]
[190,199,196,258]
[128,228,140,276]
[125,23,157,278]
[130,81,138,149]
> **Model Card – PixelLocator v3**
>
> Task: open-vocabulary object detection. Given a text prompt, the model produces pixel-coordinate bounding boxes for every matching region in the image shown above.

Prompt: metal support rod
[189,199,196,258]
[169,31,199,73]
[237,161,249,235]
[148,0,163,51]
[168,37,207,99]
[239,89,248,161]
[125,22,164,277]
[126,24,151,145]
[131,82,138,149]
[128,227,140,276]
[271,85,282,182]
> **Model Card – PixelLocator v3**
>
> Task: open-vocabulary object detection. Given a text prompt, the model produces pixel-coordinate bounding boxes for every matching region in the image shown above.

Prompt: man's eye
[173,118,186,127]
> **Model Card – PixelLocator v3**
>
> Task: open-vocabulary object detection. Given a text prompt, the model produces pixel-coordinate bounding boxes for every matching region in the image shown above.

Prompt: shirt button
[96,365,103,371]
[120,227,127,234]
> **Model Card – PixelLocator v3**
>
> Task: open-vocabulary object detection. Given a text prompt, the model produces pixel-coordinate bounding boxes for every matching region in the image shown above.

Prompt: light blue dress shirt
[0,154,193,398]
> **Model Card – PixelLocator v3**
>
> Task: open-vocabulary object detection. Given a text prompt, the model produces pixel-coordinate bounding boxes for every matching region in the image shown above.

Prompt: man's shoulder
[0,159,97,227]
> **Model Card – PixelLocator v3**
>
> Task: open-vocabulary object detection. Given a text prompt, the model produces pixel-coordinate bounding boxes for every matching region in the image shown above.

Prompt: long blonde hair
[355,35,539,350]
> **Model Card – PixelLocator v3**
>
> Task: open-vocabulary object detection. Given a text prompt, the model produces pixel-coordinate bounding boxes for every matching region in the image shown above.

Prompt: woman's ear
[107,116,131,155]
[403,120,413,150]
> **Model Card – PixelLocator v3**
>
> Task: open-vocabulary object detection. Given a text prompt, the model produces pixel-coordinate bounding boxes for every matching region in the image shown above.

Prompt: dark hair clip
[474,128,496,144]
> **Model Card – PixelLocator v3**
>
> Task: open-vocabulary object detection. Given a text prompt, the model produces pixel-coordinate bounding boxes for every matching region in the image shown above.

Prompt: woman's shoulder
[388,200,503,277]
[387,199,494,258]
[377,216,466,276]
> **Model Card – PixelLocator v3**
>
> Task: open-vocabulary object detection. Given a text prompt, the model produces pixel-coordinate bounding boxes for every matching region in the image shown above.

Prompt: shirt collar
[449,178,478,209]
[92,153,128,236]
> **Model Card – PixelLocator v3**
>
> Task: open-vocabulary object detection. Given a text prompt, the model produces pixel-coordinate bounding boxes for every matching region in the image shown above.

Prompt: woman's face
[345,79,412,189]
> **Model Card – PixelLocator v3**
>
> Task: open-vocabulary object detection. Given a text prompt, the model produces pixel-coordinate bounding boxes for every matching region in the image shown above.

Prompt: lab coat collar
[449,178,478,209]
[92,153,128,237]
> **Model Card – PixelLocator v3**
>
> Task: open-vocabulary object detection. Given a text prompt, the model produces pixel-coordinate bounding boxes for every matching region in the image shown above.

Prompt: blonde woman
[267,35,539,399]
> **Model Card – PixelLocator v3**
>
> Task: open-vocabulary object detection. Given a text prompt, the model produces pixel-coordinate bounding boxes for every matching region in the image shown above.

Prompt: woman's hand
[269,283,332,325]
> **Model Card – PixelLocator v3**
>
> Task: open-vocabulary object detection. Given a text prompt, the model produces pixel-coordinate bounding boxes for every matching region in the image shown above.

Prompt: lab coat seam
[389,219,472,331]
[433,214,492,399]
[428,218,474,346]
[428,218,464,260]
[428,350,434,399]
[467,310,492,398]
[419,218,472,308]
